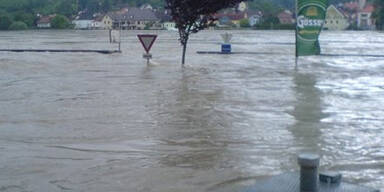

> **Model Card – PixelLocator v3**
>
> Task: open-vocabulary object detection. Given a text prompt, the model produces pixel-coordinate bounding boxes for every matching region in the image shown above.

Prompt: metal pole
[298,154,320,192]
[295,0,299,61]
[119,20,121,52]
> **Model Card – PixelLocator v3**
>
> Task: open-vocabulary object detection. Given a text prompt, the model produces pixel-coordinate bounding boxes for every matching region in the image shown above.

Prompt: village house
[357,4,375,30]
[237,2,248,12]
[277,10,294,25]
[73,13,93,30]
[102,14,113,29]
[214,12,247,28]
[246,11,263,27]
[108,8,160,30]
[324,5,350,30]
[92,15,106,29]
[163,22,176,30]
[140,3,153,10]
[37,15,55,28]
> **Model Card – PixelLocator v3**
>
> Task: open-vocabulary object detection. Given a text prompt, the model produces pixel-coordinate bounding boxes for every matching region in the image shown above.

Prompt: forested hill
[0,0,354,16]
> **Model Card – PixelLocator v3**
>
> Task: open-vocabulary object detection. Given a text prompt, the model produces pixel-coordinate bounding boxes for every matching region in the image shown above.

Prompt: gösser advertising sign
[296,0,328,56]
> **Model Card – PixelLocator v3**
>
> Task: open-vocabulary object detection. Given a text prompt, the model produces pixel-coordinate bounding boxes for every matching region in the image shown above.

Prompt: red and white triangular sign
[137,34,157,53]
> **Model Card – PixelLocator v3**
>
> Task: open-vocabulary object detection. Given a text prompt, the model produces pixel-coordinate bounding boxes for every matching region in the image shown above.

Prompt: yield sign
[137,34,157,53]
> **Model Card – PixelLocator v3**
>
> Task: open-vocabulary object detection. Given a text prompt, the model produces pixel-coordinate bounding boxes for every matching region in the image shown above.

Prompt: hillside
[0,0,352,16]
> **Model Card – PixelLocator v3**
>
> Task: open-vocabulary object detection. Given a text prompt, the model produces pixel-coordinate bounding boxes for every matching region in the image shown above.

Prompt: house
[237,2,248,12]
[140,4,153,10]
[102,14,114,29]
[344,1,359,12]
[247,11,263,26]
[163,22,176,30]
[92,16,106,29]
[278,10,294,25]
[108,8,161,30]
[37,15,55,28]
[73,12,94,29]
[214,12,247,27]
[323,5,349,30]
[155,10,172,23]
[357,4,375,30]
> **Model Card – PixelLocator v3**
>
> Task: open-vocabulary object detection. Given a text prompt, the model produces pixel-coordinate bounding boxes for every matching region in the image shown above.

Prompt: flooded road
[0,30,383,192]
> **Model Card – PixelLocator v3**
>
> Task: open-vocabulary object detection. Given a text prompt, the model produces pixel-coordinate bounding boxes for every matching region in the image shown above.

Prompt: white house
[91,16,105,29]
[357,4,375,30]
[73,19,93,29]
[37,15,55,28]
[140,4,153,10]
[248,14,262,26]
[237,2,247,12]
[163,22,176,30]
[323,5,349,30]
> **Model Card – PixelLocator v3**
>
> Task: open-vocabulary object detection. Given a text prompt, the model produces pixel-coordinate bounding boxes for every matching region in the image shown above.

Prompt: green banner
[296,0,328,56]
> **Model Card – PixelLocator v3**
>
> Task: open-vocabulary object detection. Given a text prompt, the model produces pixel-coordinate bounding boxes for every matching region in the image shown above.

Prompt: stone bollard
[298,154,320,192]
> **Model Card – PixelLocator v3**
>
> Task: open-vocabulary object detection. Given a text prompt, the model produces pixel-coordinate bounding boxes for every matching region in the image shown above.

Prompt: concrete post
[298,154,320,192]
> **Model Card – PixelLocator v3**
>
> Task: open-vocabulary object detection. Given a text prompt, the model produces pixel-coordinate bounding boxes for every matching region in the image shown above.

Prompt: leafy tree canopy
[0,14,12,30]
[9,21,28,30]
[51,14,71,29]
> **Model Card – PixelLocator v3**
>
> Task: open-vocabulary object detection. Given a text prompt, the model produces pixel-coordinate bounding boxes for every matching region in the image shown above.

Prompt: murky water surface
[0,30,383,191]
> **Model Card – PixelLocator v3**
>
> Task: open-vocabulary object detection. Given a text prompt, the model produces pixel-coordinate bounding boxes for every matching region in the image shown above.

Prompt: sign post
[137,34,158,65]
[221,33,232,54]
[109,29,121,52]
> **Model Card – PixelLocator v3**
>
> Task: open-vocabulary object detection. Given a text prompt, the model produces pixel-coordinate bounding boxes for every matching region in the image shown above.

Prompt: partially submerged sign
[221,33,233,44]
[137,34,157,53]
[221,33,233,54]
[110,30,121,43]
[296,0,328,56]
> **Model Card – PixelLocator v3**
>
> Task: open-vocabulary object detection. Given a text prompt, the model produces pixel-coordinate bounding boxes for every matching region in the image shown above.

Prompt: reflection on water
[0,30,383,192]
[158,71,227,169]
[289,72,328,153]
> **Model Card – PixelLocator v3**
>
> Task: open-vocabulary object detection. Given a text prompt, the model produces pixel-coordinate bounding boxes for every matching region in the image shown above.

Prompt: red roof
[37,15,55,24]
[361,4,375,13]
[344,2,359,10]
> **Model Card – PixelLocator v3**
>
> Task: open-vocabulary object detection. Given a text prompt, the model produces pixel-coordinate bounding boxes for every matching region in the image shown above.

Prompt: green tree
[102,0,112,12]
[166,0,249,65]
[8,21,28,30]
[374,0,384,30]
[0,14,12,30]
[51,14,70,29]
[13,12,35,27]
[55,0,77,17]
[240,18,250,28]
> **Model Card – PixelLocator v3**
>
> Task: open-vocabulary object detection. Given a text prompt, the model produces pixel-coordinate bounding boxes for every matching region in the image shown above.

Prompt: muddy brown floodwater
[0,30,383,192]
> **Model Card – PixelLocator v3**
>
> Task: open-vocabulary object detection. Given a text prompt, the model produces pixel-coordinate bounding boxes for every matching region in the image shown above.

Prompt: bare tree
[165,0,249,65]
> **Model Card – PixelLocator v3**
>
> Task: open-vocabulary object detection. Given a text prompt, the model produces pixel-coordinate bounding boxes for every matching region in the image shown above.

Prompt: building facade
[278,10,294,25]
[357,4,375,30]
[324,5,350,30]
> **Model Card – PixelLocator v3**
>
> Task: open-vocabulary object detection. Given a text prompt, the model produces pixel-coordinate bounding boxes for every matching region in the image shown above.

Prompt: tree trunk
[182,42,187,66]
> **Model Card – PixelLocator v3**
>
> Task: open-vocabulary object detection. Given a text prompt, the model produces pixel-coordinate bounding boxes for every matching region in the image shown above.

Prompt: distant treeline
[0,0,382,30]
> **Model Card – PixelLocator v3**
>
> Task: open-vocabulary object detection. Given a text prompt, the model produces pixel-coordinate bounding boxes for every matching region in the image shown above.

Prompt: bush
[13,12,36,27]
[0,15,13,30]
[51,15,70,29]
[9,21,28,30]
[239,18,250,28]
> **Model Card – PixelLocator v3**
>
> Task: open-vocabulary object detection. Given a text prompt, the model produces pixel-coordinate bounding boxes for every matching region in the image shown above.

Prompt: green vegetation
[51,15,71,29]
[239,18,250,28]
[0,14,12,30]
[373,0,383,30]
[8,21,28,30]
